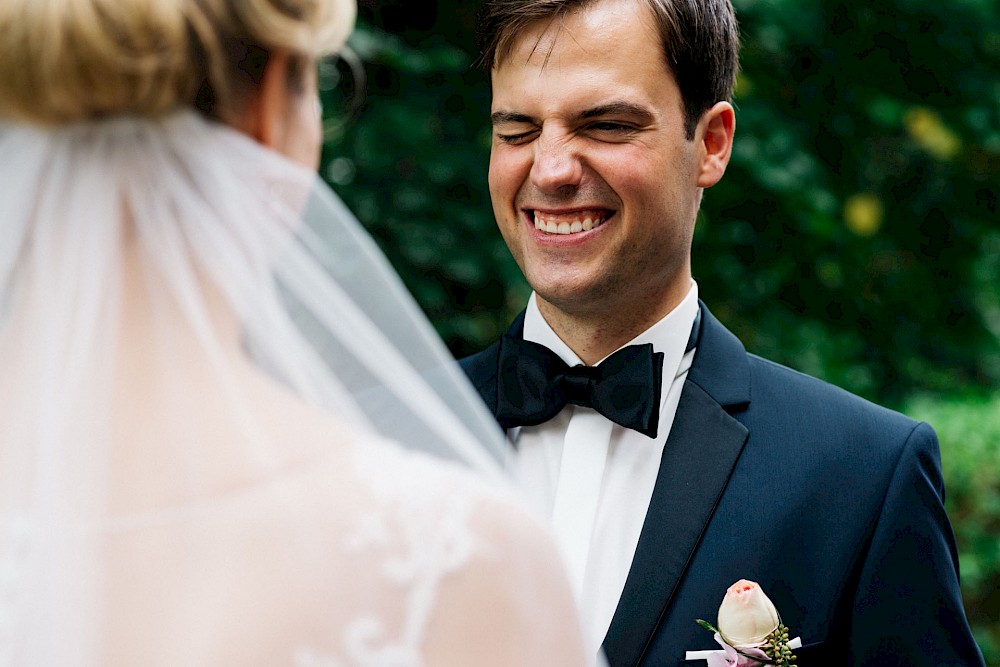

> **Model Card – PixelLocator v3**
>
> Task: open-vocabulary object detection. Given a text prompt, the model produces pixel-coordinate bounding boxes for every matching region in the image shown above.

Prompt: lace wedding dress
[0,113,588,665]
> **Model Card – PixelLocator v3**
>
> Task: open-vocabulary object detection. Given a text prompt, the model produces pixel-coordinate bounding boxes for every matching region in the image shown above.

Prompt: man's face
[488,0,730,328]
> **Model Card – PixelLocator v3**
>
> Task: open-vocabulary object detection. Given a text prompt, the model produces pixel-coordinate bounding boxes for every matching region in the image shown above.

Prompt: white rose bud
[717,579,780,646]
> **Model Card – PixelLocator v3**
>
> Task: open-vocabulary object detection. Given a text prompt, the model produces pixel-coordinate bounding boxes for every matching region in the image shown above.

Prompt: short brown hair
[476,0,740,138]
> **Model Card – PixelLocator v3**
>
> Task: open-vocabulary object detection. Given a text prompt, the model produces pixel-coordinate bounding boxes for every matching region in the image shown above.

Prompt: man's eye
[496,129,538,145]
[588,121,635,134]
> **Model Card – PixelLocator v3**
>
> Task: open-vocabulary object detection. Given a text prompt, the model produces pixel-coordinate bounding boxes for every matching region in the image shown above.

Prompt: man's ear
[695,101,735,188]
[241,49,294,150]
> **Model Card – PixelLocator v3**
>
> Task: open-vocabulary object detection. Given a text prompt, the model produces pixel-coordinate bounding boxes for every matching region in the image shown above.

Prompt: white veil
[0,111,526,663]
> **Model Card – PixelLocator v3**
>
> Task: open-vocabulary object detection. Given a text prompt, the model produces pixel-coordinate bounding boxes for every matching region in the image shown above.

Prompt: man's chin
[532,284,611,319]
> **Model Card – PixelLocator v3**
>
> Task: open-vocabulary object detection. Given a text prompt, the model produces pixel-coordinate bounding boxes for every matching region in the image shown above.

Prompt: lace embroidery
[299,440,481,667]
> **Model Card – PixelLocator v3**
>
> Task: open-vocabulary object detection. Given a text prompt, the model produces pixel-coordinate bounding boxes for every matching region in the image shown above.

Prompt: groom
[461,0,984,665]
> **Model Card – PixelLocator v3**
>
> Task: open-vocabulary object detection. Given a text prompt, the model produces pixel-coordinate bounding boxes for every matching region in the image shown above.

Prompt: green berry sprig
[694,619,797,666]
[762,624,797,666]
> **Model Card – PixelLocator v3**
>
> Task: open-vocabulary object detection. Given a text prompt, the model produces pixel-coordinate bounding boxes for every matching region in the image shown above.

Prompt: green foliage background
[907,393,1000,661]
[320,0,999,662]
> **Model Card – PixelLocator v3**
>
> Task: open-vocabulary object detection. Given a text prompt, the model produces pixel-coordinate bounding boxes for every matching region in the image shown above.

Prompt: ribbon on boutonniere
[686,579,802,667]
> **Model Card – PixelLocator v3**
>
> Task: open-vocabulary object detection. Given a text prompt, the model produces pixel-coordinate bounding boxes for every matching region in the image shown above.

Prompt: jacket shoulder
[458,344,498,381]
[744,352,927,445]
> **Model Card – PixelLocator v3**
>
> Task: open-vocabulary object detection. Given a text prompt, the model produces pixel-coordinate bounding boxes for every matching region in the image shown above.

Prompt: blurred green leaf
[905,393,1000,665]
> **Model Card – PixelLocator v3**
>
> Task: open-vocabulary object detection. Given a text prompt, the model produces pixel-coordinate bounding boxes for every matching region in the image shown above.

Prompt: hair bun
[0,0,199,124]
[0,0,355,126]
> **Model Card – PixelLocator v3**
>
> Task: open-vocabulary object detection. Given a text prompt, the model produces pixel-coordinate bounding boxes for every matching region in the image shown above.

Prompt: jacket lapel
[461,304,753,667]
[602,303,752,667]
[459,310,525,418]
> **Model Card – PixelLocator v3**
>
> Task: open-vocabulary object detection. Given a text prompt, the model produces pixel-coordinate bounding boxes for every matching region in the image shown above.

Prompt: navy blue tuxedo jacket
[460,301,984,667]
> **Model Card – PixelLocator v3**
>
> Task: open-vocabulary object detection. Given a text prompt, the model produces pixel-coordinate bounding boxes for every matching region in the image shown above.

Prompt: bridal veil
[0,0,588,664]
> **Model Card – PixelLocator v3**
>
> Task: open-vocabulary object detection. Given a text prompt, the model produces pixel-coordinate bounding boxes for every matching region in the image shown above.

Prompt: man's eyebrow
[577,101,655,122]
[491,111,536,125]
[490,102,655,126]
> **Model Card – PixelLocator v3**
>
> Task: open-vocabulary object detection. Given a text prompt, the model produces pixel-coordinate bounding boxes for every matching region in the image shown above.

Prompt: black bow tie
[495,337,665,439]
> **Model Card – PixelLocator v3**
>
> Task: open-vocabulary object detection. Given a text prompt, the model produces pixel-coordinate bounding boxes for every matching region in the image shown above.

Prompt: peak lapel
[602,303,751,667]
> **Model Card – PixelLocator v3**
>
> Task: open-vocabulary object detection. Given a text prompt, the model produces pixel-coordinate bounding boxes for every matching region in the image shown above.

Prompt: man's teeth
[533,213,606,235]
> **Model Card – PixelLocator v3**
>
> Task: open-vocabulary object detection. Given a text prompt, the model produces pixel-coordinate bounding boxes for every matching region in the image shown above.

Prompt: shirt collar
[523,281,700,375]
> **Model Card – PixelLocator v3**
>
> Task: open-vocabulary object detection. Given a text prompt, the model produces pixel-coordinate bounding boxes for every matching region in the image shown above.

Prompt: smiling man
[484,4,726,365]
[461,0,983,666]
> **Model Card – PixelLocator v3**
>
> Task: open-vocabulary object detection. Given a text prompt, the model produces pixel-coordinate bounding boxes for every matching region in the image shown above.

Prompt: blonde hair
[0,0,355,125]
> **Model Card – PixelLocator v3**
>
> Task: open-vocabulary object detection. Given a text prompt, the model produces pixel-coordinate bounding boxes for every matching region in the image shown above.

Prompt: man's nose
[529,131,582,194]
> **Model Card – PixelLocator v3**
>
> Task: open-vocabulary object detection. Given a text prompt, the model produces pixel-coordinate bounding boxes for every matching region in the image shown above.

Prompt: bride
[0,0,590,664]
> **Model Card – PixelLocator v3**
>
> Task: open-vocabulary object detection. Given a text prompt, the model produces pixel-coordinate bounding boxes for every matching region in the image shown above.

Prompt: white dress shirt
[510,282,699,654]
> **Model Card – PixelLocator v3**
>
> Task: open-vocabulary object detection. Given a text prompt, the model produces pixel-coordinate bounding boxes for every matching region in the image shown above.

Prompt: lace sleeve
[292,441,591,667]
[422,493,592,667]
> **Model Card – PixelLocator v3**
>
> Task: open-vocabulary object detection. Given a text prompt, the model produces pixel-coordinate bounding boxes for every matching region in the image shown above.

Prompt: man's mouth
[531,209,612,235]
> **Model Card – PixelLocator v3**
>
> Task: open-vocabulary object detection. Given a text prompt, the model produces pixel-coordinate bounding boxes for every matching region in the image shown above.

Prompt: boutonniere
[685,579,802,666]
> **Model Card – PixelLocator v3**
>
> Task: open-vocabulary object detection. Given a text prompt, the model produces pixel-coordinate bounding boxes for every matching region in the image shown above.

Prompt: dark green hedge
[906,393,1000,666]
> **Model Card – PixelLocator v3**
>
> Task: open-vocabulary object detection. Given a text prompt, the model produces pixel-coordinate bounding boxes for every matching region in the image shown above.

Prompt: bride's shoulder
[350,442,591,666]
[348,435,570,585]
[349,434,534,533]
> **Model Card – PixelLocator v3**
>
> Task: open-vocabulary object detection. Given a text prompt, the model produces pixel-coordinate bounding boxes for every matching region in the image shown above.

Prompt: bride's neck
[118,230,243,358]
[110,228,290,516]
